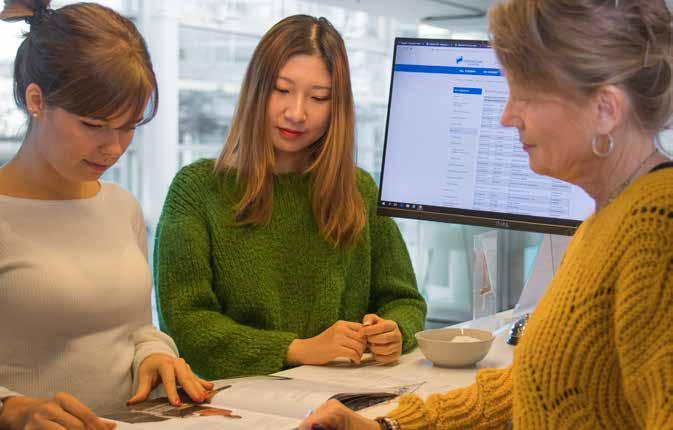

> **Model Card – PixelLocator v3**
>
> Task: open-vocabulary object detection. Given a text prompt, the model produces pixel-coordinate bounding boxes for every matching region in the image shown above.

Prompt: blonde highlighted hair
[489,0,673,135]
[215,15,365,249]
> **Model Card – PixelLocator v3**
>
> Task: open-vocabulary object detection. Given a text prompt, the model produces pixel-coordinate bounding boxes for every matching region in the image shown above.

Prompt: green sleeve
[360,172,427,353]
[153,164,297,379]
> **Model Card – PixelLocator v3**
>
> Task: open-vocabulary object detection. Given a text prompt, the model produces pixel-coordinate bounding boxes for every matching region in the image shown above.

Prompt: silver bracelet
[375,416,401,430]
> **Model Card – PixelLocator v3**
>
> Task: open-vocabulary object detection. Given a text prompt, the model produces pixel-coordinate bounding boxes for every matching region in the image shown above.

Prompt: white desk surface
[273,311,516,418]
[114,312,516,428]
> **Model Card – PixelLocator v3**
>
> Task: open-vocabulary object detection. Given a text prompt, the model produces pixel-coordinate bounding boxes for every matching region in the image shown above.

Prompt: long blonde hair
[215,15,365,249]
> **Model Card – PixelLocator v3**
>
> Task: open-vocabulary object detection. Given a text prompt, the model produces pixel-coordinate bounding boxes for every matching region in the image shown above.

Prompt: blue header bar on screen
[397,39,491,49]
[394,64,502,77]
[453,87,483,95]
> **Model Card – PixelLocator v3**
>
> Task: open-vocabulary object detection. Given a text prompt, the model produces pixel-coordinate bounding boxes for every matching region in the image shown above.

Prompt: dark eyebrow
[277,76,331,91]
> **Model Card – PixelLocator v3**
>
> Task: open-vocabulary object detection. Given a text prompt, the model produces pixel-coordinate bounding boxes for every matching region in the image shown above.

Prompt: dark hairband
[25,5,55,27]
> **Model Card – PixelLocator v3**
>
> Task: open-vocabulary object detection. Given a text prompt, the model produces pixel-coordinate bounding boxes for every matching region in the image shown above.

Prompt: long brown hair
[489,0,673,135]
[215,15,366,249]
[0,0,158,129]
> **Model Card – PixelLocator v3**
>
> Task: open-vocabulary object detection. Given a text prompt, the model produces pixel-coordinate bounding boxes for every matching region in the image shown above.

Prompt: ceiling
[323,0,673,31]
[319,0,492,30]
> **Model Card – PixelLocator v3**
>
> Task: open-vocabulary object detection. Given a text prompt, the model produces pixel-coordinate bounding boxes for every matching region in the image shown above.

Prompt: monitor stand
[512,233,571,319]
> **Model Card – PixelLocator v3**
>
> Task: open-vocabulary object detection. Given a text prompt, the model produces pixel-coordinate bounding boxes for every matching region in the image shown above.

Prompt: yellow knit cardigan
[388,168,673,429]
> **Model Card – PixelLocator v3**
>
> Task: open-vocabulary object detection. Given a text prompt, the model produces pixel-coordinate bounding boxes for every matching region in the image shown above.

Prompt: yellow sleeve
[387,366,513,429]
[614,219,673,428]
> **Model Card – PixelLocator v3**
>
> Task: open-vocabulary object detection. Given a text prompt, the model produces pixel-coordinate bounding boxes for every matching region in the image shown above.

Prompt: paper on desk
[104,375,412,428]
[275,361,424,390]
[110,409,300,430]
[210,378,414,419]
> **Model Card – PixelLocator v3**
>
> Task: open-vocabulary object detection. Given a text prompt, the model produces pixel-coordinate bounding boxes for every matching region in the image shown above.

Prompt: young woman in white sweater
[0,1,212,429]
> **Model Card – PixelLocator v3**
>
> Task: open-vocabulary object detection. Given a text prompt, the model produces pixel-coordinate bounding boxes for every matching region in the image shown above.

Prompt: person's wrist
[375,416,401,430]
[0,396,34,430]
[286,338,309,366]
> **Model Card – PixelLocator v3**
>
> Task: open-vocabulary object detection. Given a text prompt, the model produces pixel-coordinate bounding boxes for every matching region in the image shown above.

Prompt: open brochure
[104,376,423,430]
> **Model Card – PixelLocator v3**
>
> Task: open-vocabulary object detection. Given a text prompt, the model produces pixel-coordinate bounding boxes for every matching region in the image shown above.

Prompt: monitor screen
[377,38,595,235]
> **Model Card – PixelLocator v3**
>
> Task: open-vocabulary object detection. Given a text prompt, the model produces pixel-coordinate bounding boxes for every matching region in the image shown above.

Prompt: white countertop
[274,311,516,418]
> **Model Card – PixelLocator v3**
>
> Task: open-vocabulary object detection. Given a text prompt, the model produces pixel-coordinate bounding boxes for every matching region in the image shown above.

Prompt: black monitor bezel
[376,37,582,236]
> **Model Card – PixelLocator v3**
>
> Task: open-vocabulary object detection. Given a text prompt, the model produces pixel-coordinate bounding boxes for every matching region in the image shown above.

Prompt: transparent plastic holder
[472,230,498,320]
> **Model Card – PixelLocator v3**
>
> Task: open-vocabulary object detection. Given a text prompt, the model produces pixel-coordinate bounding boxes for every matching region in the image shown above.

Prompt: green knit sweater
[153,159,426,379]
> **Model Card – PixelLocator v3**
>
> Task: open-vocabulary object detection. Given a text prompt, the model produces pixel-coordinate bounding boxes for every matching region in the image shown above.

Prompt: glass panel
[0,22,27,158]
[180,0,275,23]
[179,27,257,85]
[179,90,235,148]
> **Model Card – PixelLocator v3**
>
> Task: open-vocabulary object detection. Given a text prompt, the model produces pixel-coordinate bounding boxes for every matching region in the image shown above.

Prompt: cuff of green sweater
[387,394,431,430]
[380,309,423,353]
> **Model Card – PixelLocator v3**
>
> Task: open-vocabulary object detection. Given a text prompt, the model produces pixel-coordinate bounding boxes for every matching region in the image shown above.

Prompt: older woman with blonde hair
[154,15,426,379]
[300,0,673,429]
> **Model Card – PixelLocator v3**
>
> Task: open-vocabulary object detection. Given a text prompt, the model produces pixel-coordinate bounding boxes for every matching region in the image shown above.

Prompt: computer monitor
[377,38,595,236]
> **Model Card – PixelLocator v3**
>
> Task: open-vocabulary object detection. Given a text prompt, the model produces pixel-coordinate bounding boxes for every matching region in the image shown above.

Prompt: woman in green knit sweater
[154,15,426,380]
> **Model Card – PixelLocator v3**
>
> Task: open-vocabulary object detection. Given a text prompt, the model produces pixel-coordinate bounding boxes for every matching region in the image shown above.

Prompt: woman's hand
[299,399,380,430]
[127,354,214,406]
[287,321,367,365]
[362,314,402,364]
[0,393,115,430]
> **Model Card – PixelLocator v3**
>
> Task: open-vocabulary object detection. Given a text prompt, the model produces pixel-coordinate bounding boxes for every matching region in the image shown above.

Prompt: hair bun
[0,0,52,23]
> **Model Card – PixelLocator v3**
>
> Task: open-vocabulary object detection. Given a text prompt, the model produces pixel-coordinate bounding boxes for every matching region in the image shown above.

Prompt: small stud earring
[31,111,38,118]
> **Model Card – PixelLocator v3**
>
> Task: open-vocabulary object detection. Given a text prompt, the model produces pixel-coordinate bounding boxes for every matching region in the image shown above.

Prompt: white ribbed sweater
[0,182,177,414]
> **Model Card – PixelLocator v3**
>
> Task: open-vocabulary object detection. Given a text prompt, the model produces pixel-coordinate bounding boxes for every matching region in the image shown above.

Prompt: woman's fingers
[127,370,154,405]
[37,402,84,430]
[341,347,362,364]
[31,415,67,430]
[199,378,215,391]
[174,359,208,403]
[360,317,402,364]
[370,341,401,355]
[340,325,367,345]
[54,392,111,430]
[362,313,383,326]
[367,330,401,346]
[157,364,180,405]
[338,321,364,331]
[299,399,379,430]
[363,320,397,337]
[21,393,115,430]
[342,337,366,357]
[372,352,400,364]
[363,318,402,361]
[337,321,366,343]
[181,378,207,403]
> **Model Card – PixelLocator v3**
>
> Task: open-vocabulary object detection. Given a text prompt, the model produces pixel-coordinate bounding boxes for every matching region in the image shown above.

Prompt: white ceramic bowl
[415,327,494,368]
